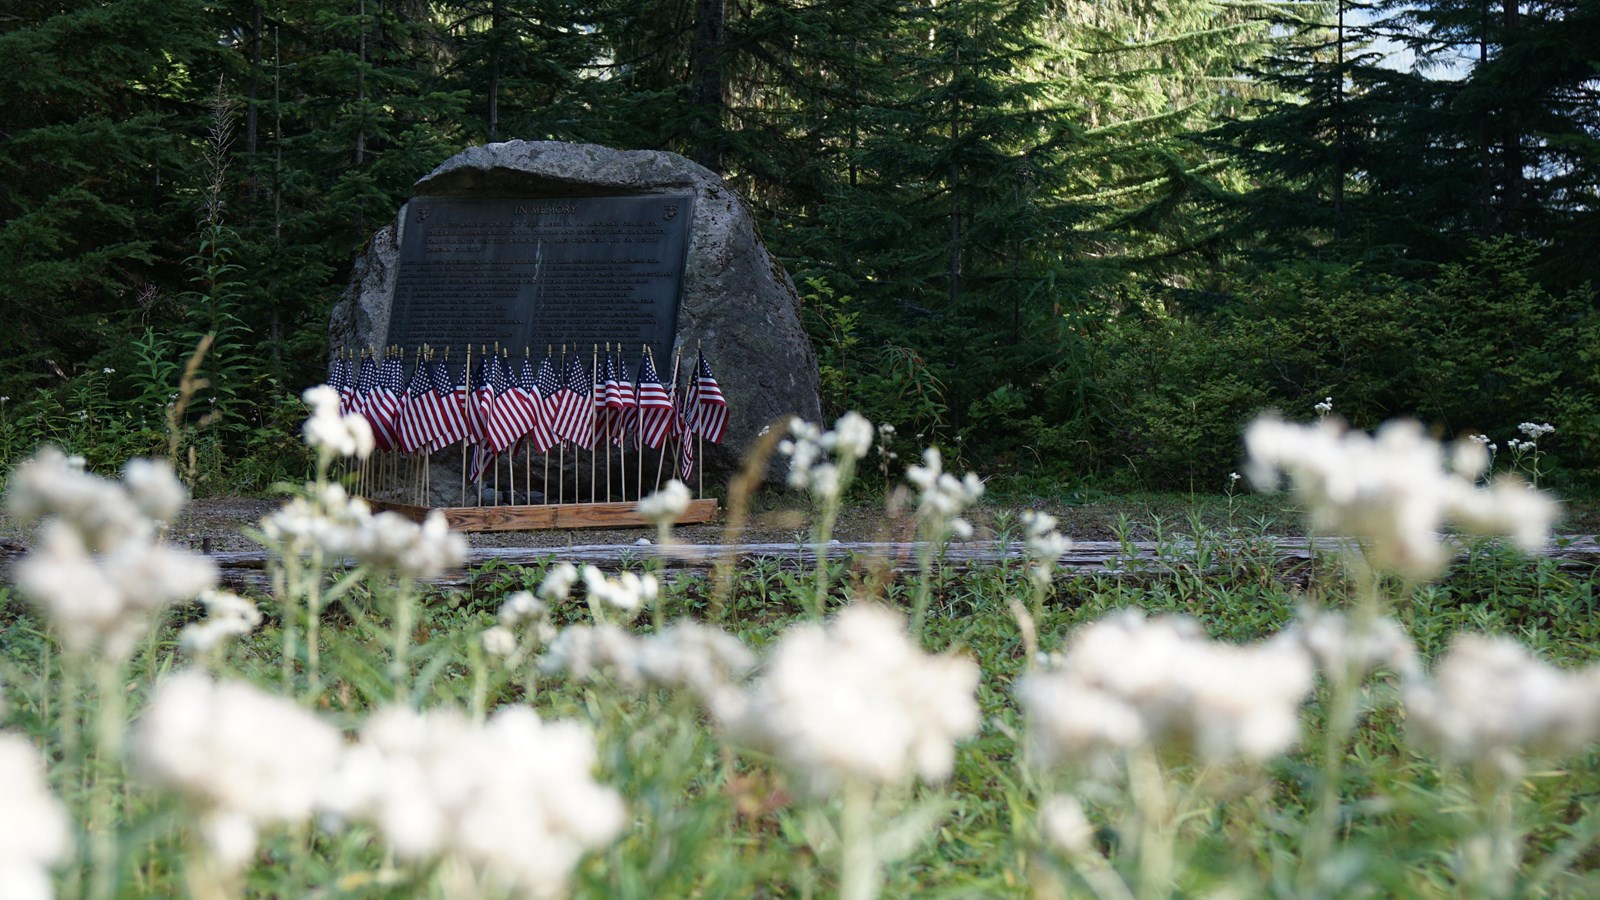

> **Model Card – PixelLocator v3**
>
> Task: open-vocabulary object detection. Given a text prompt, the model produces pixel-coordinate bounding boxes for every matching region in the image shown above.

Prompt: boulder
[330,140,821,489]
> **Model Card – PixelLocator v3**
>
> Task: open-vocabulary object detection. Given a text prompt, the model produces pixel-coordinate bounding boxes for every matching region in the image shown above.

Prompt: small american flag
[368,355,405,453]
[691,350,728,443]
[395,360,432,454]
[552,354,594,449]
[426,358,468,451]
[610,354,637,447]
[486,354,533,454]
[516,354,556,453]
[467,355,494,449]
[636,353,674,449]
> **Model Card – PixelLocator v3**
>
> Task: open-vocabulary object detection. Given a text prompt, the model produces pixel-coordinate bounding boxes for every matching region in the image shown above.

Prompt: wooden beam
[369,499,719,533]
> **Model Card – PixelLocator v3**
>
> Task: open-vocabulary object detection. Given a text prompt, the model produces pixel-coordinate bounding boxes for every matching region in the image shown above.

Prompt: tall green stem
[839,778,879,900]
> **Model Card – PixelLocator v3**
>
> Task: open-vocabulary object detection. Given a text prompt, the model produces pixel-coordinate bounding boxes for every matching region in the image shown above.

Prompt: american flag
[516,354,556,453]
[636,353,675,449]
[351,354,377,420]
[533,355,563,444]
[367,355,405,453]
[610,353,637,447]
[676,388,696,483]
[552,354,595,449]
[467,355,494,449]
[329,356,357,415]
[592,352,612,446]
[690,350,728,443]
[395,359,433,454]
[486,354,533,454]
[427,358,468,451]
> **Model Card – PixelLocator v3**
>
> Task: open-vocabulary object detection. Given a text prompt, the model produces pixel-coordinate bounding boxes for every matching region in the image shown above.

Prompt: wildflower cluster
[1404,634,1600,778]
[300,385,374,462]
[481,590,556,658]
[1022,510,1071,589]
[540,620,756,699]
[179,590,264,656]
[260,481,465,578]
[0,734,72,900]
[636,479,691,526]
[905,447,985,540]
[8,449,215,657]
[1245,417,1556,579]
[1018,610,1315,767]
[321,705,625,898]
[131,673,344,871]
[778,412,874,500]
[717,605,979,794]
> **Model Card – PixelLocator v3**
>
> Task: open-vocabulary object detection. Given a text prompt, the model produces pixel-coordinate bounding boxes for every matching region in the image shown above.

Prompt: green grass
[5,516,1600,898]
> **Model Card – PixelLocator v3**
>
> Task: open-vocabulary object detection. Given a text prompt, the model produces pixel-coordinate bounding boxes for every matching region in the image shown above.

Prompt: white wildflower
[636,480,691,526]
[318,705,624,898]
[131,673,343,871]
[1022,511,1072,588]
[180,590,264,656]
[1285,607,1420,682]
[1517,422,1555,440]
[6,446,152,549]
[1017,610,1315,768]
[482,626,518,657]
[122,458,187,524]
[716,604,979,794]
[349,510,466,579]
[823,411,875,460]
[1314,397,1333,417]
[579,566,657,613]
[905,447,984,539]
[540,621,755,701]
[258,481,372,557]
[17,521,216,658]
[1244,416,1557,580]
[1040,795,1094,856]
[102,367,115,374]
[497,591,547,628]
[301,385,375,460]
[537,563,580,603]
[779,414,877,500]
[1404,634,1600,778]
[0,734,73,900]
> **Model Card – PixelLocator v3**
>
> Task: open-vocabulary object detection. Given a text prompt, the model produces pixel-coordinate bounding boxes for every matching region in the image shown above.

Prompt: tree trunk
[1499,0,1523,232]
[689,0,726,173]
[488,0,502,140]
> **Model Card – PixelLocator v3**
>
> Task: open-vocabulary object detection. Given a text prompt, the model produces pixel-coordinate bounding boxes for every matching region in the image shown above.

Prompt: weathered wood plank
[8,535,1596,596]
[369,499,719,532]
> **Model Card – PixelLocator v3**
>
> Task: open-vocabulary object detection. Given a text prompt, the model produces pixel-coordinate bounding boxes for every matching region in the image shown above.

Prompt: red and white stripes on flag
[551,354,595,448]
[636,354,674,449]
[515,355,556,453]
[691,350,728,443]
[395,361,433,454]
[484,354,533,454]
[609,354,637,447]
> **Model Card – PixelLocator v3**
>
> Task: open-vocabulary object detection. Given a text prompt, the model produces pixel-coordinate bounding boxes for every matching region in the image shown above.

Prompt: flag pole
[603,342,612,503]
[697,341,705,499]
[543,345,552,506]
[616,344,627,503]
[655,346,682,492]
[636,345,646,502]
[460,344,470,507]
[524,347,532,507]
[590,345,599,504]
[557,345,566,508]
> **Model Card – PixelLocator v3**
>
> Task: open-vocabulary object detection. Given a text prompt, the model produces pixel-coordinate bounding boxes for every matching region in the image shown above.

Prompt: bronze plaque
[384,195,694,363]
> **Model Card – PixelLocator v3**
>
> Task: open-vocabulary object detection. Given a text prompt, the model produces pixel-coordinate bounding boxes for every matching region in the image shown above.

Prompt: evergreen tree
[0,0,212,390]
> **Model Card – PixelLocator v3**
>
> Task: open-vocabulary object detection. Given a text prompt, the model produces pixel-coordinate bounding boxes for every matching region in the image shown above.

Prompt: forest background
[2,0,1597,494]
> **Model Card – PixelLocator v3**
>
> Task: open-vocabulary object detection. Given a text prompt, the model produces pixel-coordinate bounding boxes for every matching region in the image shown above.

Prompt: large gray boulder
[330,140,821,485]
